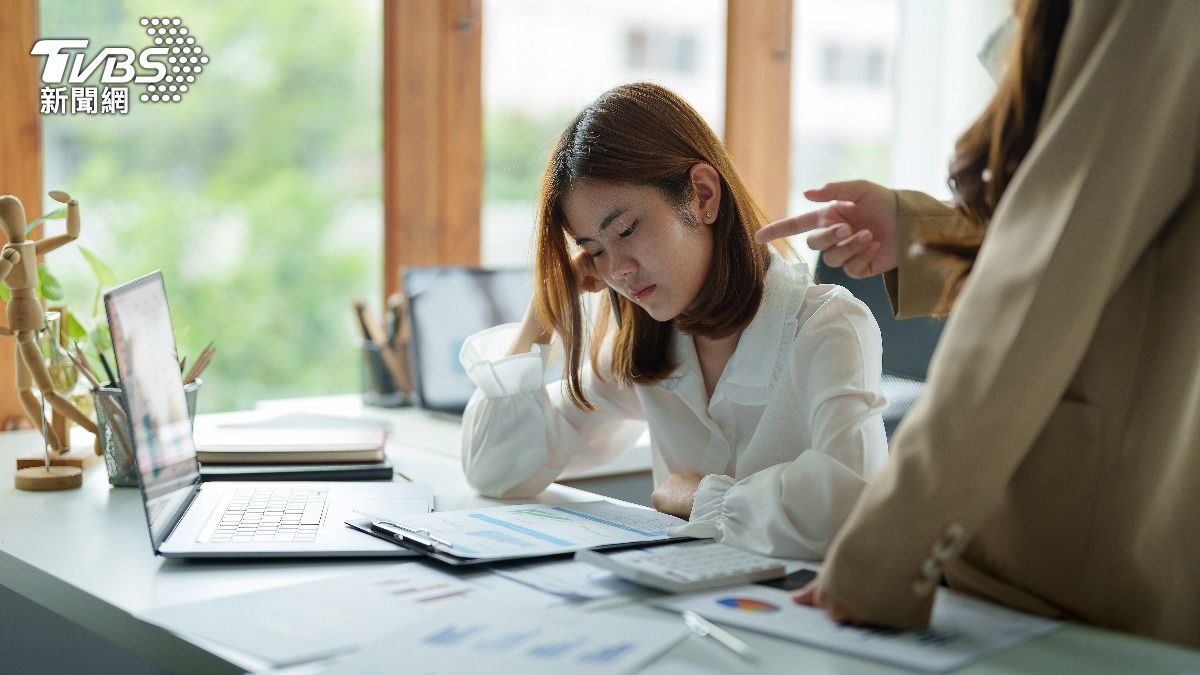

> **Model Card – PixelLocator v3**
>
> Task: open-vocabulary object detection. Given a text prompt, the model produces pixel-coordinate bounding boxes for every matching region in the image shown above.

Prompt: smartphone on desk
[756,568,817,591]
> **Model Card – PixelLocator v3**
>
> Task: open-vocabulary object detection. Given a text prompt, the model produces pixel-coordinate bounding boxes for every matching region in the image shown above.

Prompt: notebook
[193,427,386,464]
[105,271,432,558]
[401,266,531,415]
[199,458,395,482]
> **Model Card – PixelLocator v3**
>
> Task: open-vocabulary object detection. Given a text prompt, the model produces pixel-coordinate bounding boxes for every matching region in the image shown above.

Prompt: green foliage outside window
[39,0,382,412]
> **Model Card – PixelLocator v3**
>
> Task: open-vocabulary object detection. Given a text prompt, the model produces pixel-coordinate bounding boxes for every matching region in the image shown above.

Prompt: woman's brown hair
[925,0,1071,313]
[534,82,776,410]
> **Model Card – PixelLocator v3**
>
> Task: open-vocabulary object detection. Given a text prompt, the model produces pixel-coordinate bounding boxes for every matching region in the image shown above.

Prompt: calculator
[575,540,787,593]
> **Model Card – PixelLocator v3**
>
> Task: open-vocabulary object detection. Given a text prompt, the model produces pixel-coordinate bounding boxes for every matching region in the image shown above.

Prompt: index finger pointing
[755,211,824,243]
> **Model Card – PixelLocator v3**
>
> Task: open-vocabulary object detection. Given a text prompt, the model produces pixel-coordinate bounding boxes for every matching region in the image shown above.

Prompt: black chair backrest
[814,259,944,380]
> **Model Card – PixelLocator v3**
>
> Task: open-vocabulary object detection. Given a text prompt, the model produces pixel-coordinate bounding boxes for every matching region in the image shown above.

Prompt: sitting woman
[459,82,888,559]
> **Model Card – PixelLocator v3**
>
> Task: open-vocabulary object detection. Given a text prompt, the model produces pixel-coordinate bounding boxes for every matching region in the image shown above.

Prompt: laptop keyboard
[203,486,329,544]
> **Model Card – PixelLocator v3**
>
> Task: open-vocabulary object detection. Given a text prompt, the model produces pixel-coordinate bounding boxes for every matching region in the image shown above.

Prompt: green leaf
[66,312,89,342]
[0,285,8,302]
[79,247,118,286]
[37,265,64,301]
[91,324,112,353]
[25,207,66,235]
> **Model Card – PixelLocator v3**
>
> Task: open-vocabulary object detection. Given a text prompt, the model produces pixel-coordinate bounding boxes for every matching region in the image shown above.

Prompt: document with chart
[657,584,1062,673]
[346,500,692,564]
[321,601,687,675]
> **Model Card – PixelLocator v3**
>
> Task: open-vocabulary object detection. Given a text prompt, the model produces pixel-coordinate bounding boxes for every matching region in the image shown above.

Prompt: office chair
[814,258,944,439]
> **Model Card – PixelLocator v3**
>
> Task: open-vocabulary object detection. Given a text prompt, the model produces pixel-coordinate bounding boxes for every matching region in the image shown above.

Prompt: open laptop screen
[402,266,531,414]
[105,271,200,550]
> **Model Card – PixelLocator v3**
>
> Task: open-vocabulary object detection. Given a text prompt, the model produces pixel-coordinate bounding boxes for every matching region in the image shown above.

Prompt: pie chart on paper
[715,597,780,613]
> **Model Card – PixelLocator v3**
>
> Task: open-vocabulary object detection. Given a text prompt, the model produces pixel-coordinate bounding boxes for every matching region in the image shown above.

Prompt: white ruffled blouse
[459,256,888,559]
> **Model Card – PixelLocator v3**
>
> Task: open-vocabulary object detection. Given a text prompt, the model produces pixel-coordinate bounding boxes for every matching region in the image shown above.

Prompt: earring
[705,212,712,221]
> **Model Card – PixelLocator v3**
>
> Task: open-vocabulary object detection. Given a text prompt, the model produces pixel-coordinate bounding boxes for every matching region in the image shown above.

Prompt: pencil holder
[94,379,201,487]
[360,340,409,408]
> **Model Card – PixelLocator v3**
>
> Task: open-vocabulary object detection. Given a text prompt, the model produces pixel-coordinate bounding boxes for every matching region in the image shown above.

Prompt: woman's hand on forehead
[571,251,606,293]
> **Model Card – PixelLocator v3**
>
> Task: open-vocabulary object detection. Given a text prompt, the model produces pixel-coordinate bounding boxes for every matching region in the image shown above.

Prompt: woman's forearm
[506,300,552,357]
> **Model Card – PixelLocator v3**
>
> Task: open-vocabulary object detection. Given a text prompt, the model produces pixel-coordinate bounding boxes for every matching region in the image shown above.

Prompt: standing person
[760,0,1200,647]
[459,82,889,559]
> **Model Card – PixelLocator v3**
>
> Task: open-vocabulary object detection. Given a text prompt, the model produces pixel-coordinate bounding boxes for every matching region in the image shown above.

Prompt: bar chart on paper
[140,564,480,666]
[385,501,688,560]
[321,601,688,675]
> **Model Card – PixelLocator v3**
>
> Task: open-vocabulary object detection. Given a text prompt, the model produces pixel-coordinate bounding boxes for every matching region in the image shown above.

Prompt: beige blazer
[821,0,1200,648]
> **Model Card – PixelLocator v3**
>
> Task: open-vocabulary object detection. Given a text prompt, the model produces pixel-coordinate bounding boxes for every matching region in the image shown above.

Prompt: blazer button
[921,557,941,581]
[912,577,935,597]
[932,540,955,562]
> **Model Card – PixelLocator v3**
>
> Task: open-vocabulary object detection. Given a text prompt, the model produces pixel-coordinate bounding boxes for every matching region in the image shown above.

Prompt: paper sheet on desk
[656,585,1061,673]
[494,559,649,601]
[140,563,477,667]
[317,601,687,675]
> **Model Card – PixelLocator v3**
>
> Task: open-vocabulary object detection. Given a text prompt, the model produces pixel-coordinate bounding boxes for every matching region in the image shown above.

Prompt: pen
[682,610,757,662]
[385,293,403,348]
[98,351,118,386]
[608,287,622,328]
[371,520,453,550]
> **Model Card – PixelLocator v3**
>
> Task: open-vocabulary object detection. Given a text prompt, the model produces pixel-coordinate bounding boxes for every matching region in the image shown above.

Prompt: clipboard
[343,501,698,566]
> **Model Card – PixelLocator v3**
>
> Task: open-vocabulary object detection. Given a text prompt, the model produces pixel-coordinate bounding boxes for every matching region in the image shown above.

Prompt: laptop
[105,271,432,558]
[401,266,531,415]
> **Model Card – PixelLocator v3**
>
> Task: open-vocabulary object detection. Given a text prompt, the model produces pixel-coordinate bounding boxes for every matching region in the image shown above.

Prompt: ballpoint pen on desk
[682,610,758,662]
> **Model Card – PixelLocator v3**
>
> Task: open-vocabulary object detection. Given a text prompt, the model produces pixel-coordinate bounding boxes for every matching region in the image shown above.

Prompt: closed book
[194,427,386,464]
[200,459,395,481]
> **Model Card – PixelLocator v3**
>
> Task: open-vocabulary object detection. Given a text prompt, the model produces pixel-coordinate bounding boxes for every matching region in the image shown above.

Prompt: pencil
[351,299,373,342]
[73,343,98,384]
[183,341,215,384]
[355,302,411,395]
[67,351,101,390]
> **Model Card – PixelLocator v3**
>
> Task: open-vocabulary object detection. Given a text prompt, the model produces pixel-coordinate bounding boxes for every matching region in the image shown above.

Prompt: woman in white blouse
[460,82,888,559]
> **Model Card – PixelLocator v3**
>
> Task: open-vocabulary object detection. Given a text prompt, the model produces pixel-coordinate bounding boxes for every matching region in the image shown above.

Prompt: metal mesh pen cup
[361,340,409,408]
[93,380,201,487]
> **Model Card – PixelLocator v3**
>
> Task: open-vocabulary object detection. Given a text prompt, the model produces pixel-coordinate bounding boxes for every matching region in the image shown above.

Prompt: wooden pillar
[724,0,793,222]
[0,0,42,429]
[382,0,482,300]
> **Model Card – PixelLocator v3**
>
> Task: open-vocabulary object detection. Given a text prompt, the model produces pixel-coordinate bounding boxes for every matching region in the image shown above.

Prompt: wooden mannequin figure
[0,191,100,490]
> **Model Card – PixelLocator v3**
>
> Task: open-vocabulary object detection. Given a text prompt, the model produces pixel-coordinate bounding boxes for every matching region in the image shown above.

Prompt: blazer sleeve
[882,190,973,319]
[459,324,646,499]
[671,292,889,559]
[821,0,1200,628]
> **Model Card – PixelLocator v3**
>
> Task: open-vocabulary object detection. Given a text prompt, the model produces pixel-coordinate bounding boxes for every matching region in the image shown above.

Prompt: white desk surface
[1,407,1198,674]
